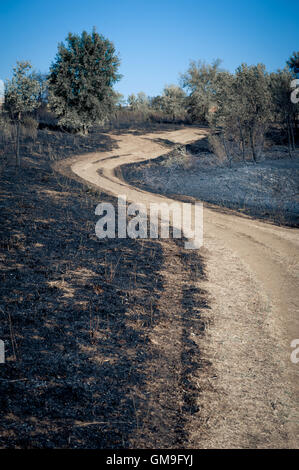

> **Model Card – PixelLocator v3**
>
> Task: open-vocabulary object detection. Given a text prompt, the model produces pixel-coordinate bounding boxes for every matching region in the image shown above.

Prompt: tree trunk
[287,121,292,158]
[290,120,295,151]
[258,131,265,160]
[221,133,231,167]
[249,128,257,162]
[238,121,245,161]
[16,113,21,169]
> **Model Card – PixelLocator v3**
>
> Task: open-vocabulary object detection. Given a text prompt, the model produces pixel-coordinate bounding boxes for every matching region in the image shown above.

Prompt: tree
[32,72,49,106]
[159,85,186,121]
[210,64,273,162]
[208,71,242,164]
[48,29,121,134]
[0,80,4,107]
[287,51,299,77]
[181,59,222,122]
[270,68,298,156]
[236,63,272,161]
[127,92,149,113]
[136,92,149,108]
[5,61,39,167]
[127,93,137,110]
[113,92,126,108]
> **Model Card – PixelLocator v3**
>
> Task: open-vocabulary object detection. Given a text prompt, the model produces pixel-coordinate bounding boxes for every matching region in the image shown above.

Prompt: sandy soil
[58,126,299,448]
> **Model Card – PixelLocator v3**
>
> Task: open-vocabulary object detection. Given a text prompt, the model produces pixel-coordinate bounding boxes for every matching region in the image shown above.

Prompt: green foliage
[31,72,49,105]
[270,68,298,154]
[210,63,273,162]
[127,92,150,112]
[149,85,187,122]
[5,61,39,118]
[287,51,299,76]
[181,59,222,122]
[270,68,297,120]
[159,85,186,121]
[48,29,121,133]
[113,92,126,108]
[4,61,40,167]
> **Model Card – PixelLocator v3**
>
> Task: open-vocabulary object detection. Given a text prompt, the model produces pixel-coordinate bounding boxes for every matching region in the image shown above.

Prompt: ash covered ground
[123,139,299,226]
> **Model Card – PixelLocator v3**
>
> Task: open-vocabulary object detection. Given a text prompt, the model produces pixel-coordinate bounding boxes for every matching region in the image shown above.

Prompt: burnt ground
[122,135,299,227]
[0,126,209,448]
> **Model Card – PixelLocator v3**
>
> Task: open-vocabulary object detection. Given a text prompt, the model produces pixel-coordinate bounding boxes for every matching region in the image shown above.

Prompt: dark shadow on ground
[0,134,210,448]
[0,162,165,448]
[107,123,192,137]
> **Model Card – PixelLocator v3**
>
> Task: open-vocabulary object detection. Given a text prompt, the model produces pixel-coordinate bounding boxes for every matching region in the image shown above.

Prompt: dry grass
[0,127,210,448]
[1,122,297,449]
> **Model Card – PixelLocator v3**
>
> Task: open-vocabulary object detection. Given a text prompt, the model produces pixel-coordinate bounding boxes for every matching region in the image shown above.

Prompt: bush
[37,105,58,129]
[0,113,15,143]
[21,116,38,140]
[106,108,150,129]
[162,145,192,170]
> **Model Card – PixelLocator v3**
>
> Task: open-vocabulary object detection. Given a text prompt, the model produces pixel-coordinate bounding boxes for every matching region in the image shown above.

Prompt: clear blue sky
[0,0,298,98]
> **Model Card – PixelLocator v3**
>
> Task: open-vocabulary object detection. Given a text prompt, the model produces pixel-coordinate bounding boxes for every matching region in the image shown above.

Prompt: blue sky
[0,0,298,98]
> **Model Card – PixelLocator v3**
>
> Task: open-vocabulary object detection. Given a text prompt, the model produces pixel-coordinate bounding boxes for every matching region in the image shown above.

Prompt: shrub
[21,116,38,140]
[0,113,15,143]
[162,145,192,170]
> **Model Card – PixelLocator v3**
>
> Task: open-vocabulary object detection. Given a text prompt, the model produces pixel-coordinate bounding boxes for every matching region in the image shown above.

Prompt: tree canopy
[287,51,299,76]
[5,61,39,118]
[48,29,121,133]
[181,59,222,122]
[4,61,39,167]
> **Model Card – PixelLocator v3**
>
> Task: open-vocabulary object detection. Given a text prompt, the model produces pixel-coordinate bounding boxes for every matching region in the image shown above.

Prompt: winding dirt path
[61,126,298,448]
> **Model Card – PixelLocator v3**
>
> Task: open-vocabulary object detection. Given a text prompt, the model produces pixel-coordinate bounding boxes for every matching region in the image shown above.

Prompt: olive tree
[270,68,298,156]
[5,61,39,167]
[160,85,186,121]
[181,59,222,122]
[48,29,121,134]
[210,63,272,162]
[127,92,150,112]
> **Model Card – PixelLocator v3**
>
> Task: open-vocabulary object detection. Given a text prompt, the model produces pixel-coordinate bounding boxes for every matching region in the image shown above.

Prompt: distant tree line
[129,53,298,161]
[1,27,298,167]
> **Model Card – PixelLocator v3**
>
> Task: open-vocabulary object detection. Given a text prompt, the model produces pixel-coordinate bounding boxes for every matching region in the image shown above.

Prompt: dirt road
[67,127,298,448]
